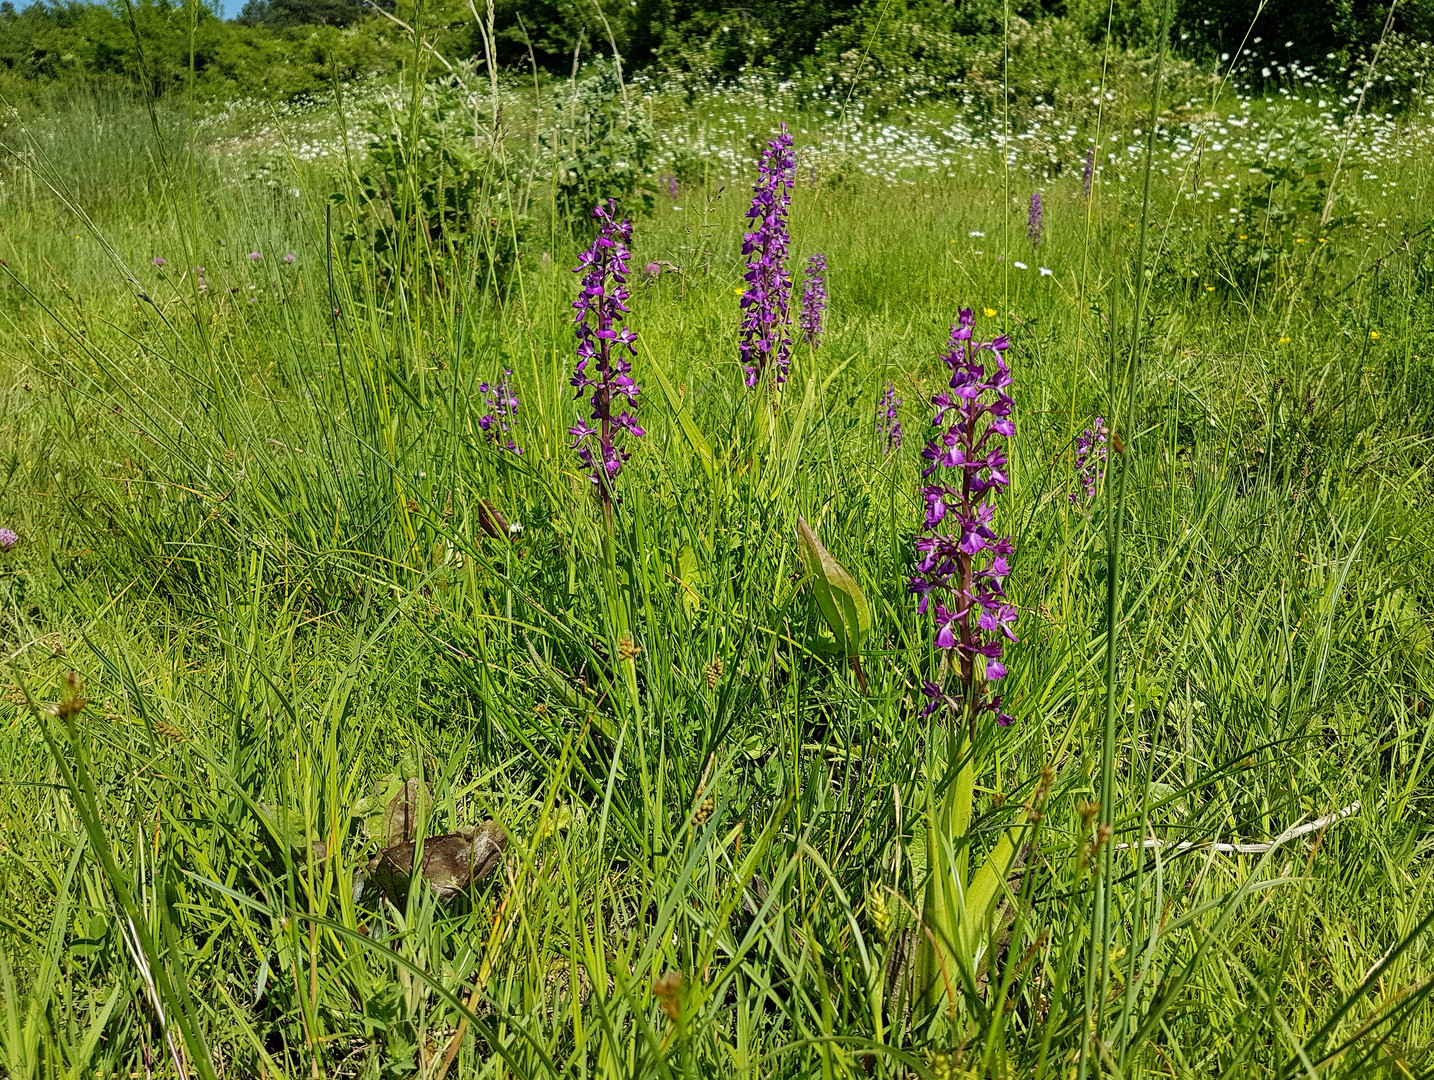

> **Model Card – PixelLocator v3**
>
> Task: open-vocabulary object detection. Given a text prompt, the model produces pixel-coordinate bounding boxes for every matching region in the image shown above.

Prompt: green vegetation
[0,1,1433,1076]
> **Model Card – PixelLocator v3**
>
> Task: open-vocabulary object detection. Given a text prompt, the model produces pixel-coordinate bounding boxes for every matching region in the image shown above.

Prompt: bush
[814,2,1215,129]
[0,0,403,102]
[542,59,655,225]
[345,79,529,292]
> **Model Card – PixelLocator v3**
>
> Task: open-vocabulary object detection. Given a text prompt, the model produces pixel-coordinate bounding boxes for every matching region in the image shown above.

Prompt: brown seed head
[653,970,682,1020]
[1077,799,1101,830]
[52,672,87,719]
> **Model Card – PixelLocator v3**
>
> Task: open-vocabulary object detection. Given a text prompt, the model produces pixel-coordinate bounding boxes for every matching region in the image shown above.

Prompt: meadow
[0,20,1432,1079]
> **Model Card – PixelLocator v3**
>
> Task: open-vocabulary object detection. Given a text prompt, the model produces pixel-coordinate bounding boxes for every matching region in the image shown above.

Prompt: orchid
[910,309,1017,727]
[739,125,797,387]
[478,369,523,455]
[1071,417,1108,502]
[800,253,827,346]
[877,383,901,454]
[571,200,643,503]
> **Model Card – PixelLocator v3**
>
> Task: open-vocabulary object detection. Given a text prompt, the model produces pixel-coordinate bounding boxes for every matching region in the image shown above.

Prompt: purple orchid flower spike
[877,383,902,454]
[800,253,827,347]
[478,369,523,455]
[1028,191,1043,245]
[739,125,797,388]
[571,200,643,506]
[1071,417,1108,502]
[909,307,1017,730]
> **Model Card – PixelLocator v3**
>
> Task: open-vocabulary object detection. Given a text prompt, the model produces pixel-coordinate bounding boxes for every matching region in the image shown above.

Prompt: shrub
[542,59,655,225]
[347,80,529,292]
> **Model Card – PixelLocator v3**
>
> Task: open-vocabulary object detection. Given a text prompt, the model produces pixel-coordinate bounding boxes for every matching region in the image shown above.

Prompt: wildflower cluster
[739,125,797,387]
[911,309,1017,727]
[571,200,643,501]
[1071,417,1107,501]
[800,253,827,346]
[478,370,523,455]
[877,383,901,454]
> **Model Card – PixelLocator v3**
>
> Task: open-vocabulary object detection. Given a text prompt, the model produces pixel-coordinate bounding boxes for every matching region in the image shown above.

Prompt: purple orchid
[877,382,901,454]
[1028,191,1043,245]
[478,369,523,455]
[740,125,797,387]
[910,309,1017,728]
[800,253,827,347]
[571,200,643,504]
[1082,146,1095,199]
[1071,417,1108,502]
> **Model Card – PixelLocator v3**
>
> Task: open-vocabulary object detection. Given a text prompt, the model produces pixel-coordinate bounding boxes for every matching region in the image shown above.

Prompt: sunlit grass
[0,39,1432,1078]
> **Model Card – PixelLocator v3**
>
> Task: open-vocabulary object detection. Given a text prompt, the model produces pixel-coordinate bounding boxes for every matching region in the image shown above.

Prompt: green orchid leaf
[795,516,871,663]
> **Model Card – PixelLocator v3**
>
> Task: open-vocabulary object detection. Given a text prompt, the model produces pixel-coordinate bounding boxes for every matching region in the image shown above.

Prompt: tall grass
[0,17,1432,1077]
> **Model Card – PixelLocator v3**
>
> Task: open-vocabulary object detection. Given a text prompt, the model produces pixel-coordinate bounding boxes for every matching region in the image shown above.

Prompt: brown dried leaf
[381,777,432,847]
[366,821,508,903]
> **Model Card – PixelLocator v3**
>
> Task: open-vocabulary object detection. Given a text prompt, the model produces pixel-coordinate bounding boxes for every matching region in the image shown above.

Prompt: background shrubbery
[2,0,1432,106]
[0,0,404,101]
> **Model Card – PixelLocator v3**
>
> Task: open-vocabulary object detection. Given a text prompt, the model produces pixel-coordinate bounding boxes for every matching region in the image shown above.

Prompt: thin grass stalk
[1079,0,1174,1072]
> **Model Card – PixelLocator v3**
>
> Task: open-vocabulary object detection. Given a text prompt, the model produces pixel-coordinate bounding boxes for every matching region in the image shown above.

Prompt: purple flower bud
[151,256,166,267]
[283,253,296,264]
[571,200,643,503]
[909,308,1018,728]
[0,527,16,551]
[1028,191,1043,245]
[645,261,662,277]
[740,125,797,388]
[249,251,262,261]
[800,253,827,347]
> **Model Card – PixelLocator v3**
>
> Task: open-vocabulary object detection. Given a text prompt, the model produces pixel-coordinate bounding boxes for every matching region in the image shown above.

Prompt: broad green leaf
[675,543,705,615]
[963,817,1026,937]
[795,516,871,662]
[643,344,714,482]
[820,353,855,394]
[779,376,816,491]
